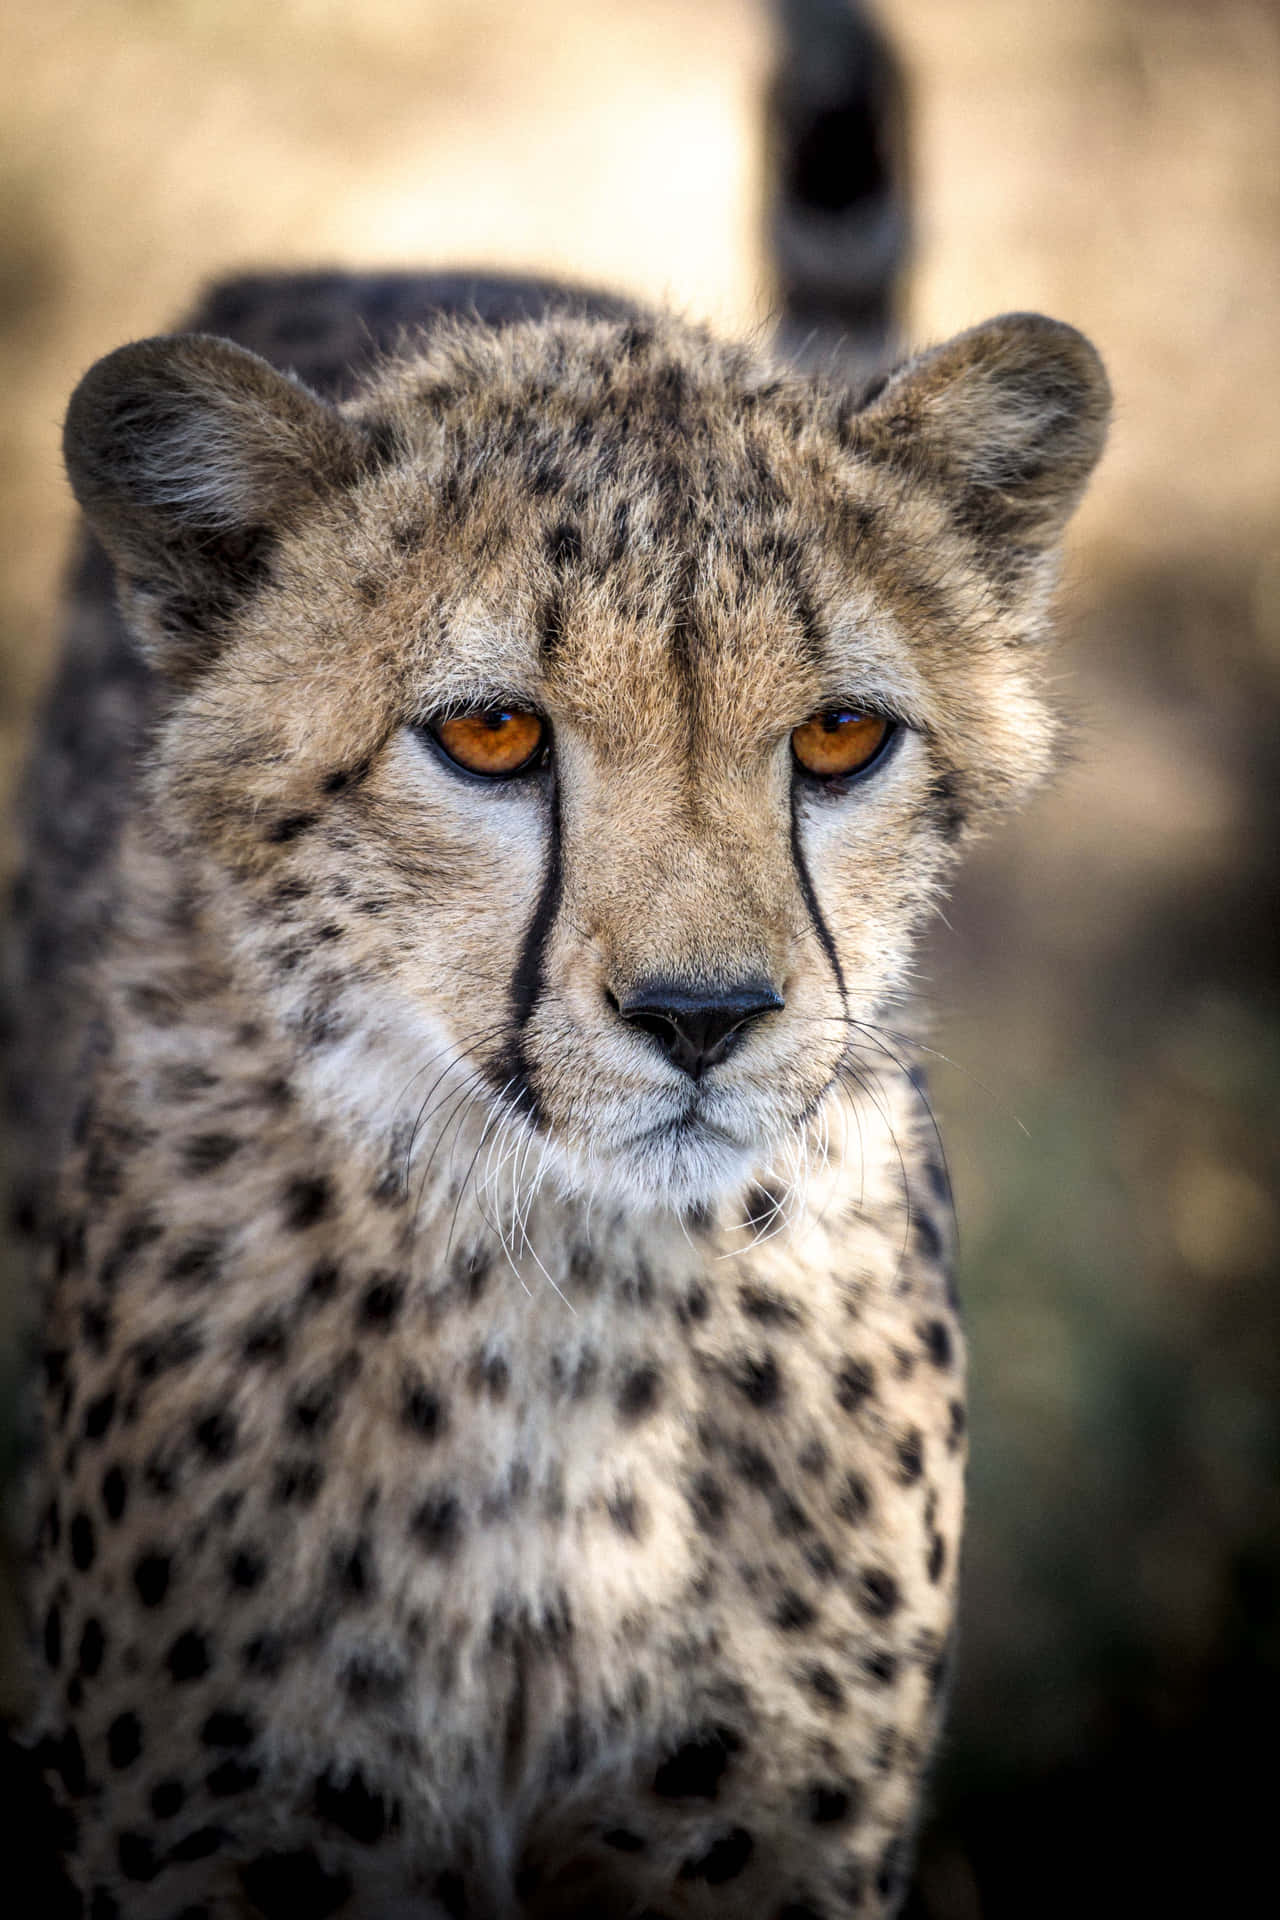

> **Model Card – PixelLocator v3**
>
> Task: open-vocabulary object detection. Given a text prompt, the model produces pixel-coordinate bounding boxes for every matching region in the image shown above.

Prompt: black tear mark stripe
[507,779,564,1119]
[790,787,846,1005]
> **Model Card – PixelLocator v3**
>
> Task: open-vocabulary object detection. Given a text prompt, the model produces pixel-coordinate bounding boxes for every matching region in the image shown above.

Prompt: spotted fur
[6,270,1107,1919]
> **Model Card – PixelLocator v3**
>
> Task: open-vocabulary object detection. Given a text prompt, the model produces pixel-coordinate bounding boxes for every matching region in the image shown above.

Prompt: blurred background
[1,2,1277,1913]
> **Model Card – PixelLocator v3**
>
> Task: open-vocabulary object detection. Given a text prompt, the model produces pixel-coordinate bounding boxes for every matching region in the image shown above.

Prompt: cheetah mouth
[627,1112,744,1151]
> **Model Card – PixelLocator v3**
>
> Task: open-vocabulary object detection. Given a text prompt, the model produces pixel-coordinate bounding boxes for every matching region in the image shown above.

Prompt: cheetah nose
[614,980,784,1080]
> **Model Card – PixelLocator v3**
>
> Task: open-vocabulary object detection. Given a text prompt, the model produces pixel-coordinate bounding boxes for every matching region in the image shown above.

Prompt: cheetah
[1,261,1108,1917]
[4,0,1115,1877]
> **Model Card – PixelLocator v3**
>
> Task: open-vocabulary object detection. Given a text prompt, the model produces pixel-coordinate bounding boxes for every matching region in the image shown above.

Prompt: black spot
[167,1629,212,1683]
[340,1653,404,1706]
[312,1766,391,1845]
[228,1548,266,1592]
[603,1829,647,1853]
[834,1473,871,1525]
[896,1429,924,1484]
[207,1757,261,1797]
[142,1444,182,1498]
[43,1603,61,1669]
[771,1492,812,1538]
[734,1352,783,1408]
[774,1590,816,1631]
[78,1617,106,1677]
[182,1133,241,1175]
[927,1533,947,1584]
[329,1537,375,1601]
[267,813,318,845]
[653,1726,741,1800]
[43,1344,70,1390]
[117,1832,159,1881]
[835,1360,876,1412]
[171,1826,231,1864]
[925,1159,951,1204]
[862,1650,898,1686]
[107,1712,143,1772]
[856,1569,900,1620]
[798,1439,828,1476]
[83,1390,116,1442]
[80,1303,112,1354]
[947,1399,967,1451]
[89,1892,120,1920]
[272,1459,323,1507]
[731,1442,775,1489]
[806,1664,846,1711]
[283,1177,331,1230]
[738,1284,800,1326]
[876,1837,905,1902]
[680,1827,754,1885]
[164,1238,223,1287]
[242,1316,289,1366]
[617,1363,662,1421]
[468,1350,510,1400]
[133,1319,206,1376]
[410,1491,463,1557]
[918,1318,953,1368]
[358,1274,404,1328]
[132,1550,171,1607]
[150,1779,185,1820]
[913,1209,944,1261]
[287,1358,359,1439]
[194,1409,238,1461]
[679,1283,710,1324]
[401,1375,448,1439]
[70,1511,96,1571]
[687,1472,728,1535]
[241,1633,286,1678]
[201,1708,255,1749]
[322,758,371,795]
[608,1489,648,1538]
[807,1779,858,1826]
[807,1538,839,1581]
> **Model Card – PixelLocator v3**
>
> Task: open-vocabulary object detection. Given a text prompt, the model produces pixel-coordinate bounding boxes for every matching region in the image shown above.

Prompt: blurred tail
[766,0,910,379]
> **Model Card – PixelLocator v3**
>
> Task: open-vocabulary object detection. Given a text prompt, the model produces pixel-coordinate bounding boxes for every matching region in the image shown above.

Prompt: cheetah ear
[63,334,375,681]
[856,312,1110,550]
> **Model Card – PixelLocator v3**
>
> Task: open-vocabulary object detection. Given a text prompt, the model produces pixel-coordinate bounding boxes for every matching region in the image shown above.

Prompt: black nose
[614,980,784,1080]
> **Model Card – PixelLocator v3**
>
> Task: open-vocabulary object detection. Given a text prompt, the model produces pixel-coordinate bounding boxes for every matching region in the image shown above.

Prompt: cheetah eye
[791,708,894,780]
[430,709,548,778]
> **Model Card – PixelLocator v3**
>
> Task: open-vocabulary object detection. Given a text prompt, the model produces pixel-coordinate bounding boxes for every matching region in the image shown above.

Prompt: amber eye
[791,708,893,780]
[432,709,547,777]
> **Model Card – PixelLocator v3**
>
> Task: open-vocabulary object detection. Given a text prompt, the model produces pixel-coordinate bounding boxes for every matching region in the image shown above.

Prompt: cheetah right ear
[63,334,376,681]
[854,312,1111,553]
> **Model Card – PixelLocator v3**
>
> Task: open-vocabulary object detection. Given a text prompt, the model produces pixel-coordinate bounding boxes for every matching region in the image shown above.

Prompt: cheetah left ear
[63,333,377,682]
[855,312,1111,550]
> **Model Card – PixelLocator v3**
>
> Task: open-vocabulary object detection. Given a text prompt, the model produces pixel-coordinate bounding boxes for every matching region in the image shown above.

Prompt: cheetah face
[64,312,1107,1210]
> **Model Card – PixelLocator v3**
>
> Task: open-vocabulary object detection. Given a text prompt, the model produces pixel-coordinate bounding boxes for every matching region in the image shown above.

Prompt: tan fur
[11,290,1107,1918]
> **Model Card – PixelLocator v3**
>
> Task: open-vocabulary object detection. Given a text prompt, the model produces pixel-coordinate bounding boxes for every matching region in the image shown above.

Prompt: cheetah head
[63,309,1107,1211]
